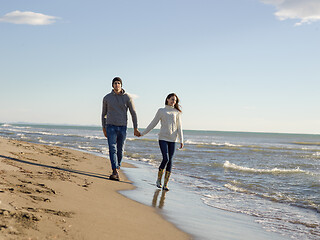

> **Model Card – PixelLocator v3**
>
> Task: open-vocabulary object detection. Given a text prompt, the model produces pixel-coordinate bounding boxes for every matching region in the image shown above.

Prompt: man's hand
[103,128,107,138]
[179,143,184,149]
[134,128,141,137]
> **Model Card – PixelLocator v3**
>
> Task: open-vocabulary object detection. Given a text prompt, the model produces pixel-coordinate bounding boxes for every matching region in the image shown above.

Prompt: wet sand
[121,162,289,240]
[0,137,190,239]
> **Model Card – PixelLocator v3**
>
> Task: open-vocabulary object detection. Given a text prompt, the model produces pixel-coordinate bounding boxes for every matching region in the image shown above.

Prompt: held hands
[134,128,141,137]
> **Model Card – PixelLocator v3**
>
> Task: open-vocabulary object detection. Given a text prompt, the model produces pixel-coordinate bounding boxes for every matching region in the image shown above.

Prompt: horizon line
[1,121,319,136]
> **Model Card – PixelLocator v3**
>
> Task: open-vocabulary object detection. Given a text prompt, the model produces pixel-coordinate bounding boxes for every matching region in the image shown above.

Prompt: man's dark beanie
[112,77,122,86]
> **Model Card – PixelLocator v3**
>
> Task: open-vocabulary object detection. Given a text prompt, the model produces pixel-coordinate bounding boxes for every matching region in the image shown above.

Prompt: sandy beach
[0,137,190,240]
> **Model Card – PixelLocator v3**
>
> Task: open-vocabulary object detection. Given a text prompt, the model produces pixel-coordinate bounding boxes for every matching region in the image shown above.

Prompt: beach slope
[0,137,190,240]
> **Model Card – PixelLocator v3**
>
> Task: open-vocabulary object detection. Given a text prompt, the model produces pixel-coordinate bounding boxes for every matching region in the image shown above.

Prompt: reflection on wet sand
[152,189,167,209]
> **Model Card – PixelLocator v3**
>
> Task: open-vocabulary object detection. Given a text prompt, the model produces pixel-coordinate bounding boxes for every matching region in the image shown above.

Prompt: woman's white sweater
[141,105,183,143]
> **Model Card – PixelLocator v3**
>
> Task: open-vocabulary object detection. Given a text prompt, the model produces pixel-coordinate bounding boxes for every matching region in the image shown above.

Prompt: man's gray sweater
[101,89,138,129]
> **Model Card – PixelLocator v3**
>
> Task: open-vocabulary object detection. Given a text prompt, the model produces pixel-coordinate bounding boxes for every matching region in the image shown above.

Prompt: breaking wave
[223,161,309,175]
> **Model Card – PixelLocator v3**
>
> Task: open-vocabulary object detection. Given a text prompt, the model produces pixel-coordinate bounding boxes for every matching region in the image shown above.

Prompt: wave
[38,139,62,145]
[185,141,312,152]
[0,126,61,136]
[223,161,308,175]
[1,123,32,129]
[77,145,101,152]
[225,182,320,213]
[313,152,320,157]
[292,142,320,146]
[83,135,105,140]
[201,192,320,240]
[127,138,157,142]
[125,155,157,165]
[1,123,13,127]
[224,183,249,193]
[185,139,320,153]
[185,140,241,147]
[0,125,106,141]
[36,137,69,144]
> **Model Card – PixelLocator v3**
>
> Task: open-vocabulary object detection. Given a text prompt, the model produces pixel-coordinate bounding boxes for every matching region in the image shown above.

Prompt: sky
[1,0,320,134]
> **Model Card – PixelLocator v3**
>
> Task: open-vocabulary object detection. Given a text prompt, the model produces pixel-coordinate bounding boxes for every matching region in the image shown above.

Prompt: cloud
[0,10,59,25]
[261,0,320,26]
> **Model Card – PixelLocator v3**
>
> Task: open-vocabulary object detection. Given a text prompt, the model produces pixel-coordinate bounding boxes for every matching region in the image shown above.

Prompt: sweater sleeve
[101,97,107,128]
[127,97,138,129]
[177,112,183,143]
[141,109,161,136]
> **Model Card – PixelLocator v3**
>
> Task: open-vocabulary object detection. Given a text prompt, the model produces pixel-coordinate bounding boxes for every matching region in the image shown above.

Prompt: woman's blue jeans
[158,140,176,172]
[106,124,127,170]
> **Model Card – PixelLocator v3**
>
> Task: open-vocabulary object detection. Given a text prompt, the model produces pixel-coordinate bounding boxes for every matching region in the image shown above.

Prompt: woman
[141,93,184,191]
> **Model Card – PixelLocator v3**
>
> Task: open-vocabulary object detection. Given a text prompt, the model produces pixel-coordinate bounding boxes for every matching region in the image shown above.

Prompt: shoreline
[121,160,289,240]
[1,124,317,239]
[0,136,289,240]
[0,137,190,239]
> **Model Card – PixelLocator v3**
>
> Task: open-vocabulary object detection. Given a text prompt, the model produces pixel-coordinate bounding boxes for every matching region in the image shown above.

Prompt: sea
[0,123,319,240]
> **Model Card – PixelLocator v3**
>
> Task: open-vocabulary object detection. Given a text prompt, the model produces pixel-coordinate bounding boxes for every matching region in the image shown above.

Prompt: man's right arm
[103,127,107,138]
[102,98,108,138]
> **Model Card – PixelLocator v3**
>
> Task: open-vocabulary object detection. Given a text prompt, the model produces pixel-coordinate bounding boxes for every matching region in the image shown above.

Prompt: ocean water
[0,123,319,239]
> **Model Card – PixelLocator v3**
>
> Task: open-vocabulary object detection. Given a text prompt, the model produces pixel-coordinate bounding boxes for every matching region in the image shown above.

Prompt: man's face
[113,81,122,92]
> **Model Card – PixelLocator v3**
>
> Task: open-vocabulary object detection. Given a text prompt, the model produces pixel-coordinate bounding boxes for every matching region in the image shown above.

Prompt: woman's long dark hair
[165,93,182,112]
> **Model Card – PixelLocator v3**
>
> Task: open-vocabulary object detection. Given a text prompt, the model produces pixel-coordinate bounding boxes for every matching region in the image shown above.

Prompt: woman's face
[167,96,177,107]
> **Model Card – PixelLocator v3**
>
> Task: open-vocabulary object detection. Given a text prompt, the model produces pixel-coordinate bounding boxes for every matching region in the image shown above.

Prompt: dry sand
[0,137,191,240]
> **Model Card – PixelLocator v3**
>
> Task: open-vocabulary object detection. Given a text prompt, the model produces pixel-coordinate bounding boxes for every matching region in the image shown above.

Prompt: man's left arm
[127,97,140,136]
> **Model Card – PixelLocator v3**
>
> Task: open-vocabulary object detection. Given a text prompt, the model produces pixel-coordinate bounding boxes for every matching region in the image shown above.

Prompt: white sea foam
[2,127,61,136]
[224,183,249,193]
[83,135,105,140]
[212,142,241,147]
[223,161,307,174]
[17,133,27,139]
[77,145,100,152]
[126,137,136,141]
[184,140,241,147]
[0,124,31,129]
[38,139,61,145]
[1,124,13,127]
[35,131,59,136]
[126,156,156,165]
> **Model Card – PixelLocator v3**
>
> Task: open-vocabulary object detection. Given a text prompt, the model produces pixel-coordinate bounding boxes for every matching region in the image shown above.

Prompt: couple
[101,77,184,191]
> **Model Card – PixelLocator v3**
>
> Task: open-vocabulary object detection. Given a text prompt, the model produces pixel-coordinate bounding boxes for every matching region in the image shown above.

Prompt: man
[101,77,140,180]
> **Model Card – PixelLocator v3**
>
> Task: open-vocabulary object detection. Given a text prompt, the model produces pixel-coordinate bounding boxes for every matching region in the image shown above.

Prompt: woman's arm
[141,109,161,136]
[177,112,183,148]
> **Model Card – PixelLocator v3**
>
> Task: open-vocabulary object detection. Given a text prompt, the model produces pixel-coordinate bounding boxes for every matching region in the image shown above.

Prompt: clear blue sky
[1,0,319,134]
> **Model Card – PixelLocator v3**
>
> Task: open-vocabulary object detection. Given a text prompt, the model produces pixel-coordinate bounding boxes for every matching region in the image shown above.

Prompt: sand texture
[0,137,190,240]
